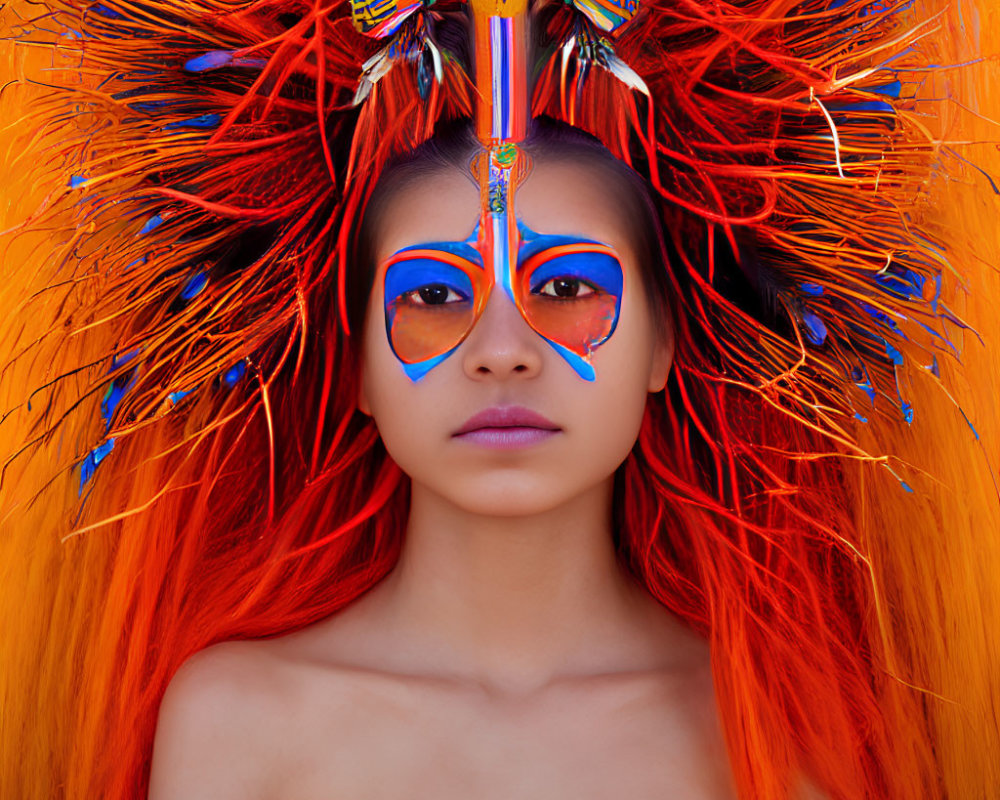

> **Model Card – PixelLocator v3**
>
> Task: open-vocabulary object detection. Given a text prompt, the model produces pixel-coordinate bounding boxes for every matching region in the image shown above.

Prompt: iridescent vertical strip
[488,159,516,300]
[470,0,527,145]
[489,16,509,141]
[488,15,527,142]
[469,0,530,310]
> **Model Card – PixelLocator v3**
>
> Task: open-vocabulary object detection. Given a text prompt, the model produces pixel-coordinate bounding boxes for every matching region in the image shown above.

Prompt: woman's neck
[350,475,693,695]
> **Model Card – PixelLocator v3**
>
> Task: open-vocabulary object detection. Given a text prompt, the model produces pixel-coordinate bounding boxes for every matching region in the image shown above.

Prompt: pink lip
[454,405,560,436]
[453,406,561,448]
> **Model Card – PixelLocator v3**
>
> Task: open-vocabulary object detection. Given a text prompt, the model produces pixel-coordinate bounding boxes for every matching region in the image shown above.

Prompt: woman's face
[358,157,674,517]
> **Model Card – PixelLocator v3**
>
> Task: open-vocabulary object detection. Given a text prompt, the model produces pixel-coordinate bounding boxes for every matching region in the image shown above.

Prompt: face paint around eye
[379,223,624,382]
[382,242,488,375]
[517,242,624,365]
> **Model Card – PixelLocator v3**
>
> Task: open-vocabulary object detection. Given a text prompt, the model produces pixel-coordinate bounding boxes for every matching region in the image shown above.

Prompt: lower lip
[454,427,560,449]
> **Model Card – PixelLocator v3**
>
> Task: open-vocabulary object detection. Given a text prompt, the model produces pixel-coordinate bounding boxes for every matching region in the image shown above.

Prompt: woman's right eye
[403,284,467,306]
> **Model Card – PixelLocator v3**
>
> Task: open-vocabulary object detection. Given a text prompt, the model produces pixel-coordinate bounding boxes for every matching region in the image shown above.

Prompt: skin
[147,158,742,799]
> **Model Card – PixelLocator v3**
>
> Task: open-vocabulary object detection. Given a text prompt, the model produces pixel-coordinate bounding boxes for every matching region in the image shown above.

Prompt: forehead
[371,159,638,265]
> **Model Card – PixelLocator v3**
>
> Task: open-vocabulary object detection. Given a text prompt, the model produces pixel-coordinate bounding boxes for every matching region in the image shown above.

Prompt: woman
[138,113,943,797]
[149,119,741,799]
[1,0,997,798]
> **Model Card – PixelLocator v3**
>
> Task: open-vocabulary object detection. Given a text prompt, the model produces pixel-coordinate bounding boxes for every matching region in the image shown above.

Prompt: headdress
[1,0,997,797]
[5,0,972,494]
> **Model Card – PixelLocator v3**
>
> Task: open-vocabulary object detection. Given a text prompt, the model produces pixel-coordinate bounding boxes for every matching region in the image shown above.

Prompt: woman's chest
[270,671,737,800]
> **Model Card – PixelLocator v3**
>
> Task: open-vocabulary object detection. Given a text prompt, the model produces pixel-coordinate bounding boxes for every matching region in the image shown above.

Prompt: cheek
[586,284,657,440]
[361,290,402,425]
[362,297,404,413]
[360,302,452,470]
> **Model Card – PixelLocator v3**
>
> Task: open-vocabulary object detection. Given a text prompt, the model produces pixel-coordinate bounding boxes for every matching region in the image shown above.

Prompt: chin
[432,474,593,518]
[456,497,565,518]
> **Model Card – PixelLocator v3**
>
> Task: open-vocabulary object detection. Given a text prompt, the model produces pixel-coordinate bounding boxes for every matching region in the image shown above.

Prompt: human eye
[535,276,597,299]
[402,283,469,306]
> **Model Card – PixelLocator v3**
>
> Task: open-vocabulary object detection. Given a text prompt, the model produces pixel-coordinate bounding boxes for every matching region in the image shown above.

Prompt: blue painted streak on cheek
[544,339,596,381]
[402,349,457,381]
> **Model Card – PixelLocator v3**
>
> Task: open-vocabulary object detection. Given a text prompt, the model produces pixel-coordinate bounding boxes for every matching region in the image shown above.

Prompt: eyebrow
[382,248,483,270]
[382,232,619,267]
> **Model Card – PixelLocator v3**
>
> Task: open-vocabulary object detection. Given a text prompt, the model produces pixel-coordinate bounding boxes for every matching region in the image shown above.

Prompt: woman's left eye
[403,284,467,305]
[536,277,597,298]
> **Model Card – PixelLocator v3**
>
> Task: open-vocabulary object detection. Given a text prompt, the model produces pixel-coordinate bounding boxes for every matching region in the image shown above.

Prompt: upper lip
[453,405,561,435]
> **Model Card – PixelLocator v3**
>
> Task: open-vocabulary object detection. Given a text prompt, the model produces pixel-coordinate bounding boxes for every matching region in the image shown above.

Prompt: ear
[647,331,675,393]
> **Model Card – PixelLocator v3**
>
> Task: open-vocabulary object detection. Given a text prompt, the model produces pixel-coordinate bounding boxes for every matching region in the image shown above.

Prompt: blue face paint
[519,224,624,302]
[381,220,624,381]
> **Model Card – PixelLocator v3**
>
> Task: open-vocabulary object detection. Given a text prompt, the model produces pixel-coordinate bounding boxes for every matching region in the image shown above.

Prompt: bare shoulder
[148,640,292,800]
[148,627,393,800]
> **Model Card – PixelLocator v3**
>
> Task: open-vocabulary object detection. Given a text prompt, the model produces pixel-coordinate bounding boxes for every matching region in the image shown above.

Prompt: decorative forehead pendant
[361,0,638,382]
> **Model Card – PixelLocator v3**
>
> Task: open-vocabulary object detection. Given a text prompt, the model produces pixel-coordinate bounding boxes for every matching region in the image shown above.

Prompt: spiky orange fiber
[1,0,998,798]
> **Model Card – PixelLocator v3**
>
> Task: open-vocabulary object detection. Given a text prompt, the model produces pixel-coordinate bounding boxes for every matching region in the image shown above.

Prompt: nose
[460,284,544,380]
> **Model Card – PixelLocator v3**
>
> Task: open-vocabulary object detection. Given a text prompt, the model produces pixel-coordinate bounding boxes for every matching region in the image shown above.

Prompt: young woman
[148,120,744,799]
[138,116,920,798]
[1,0,997,799]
